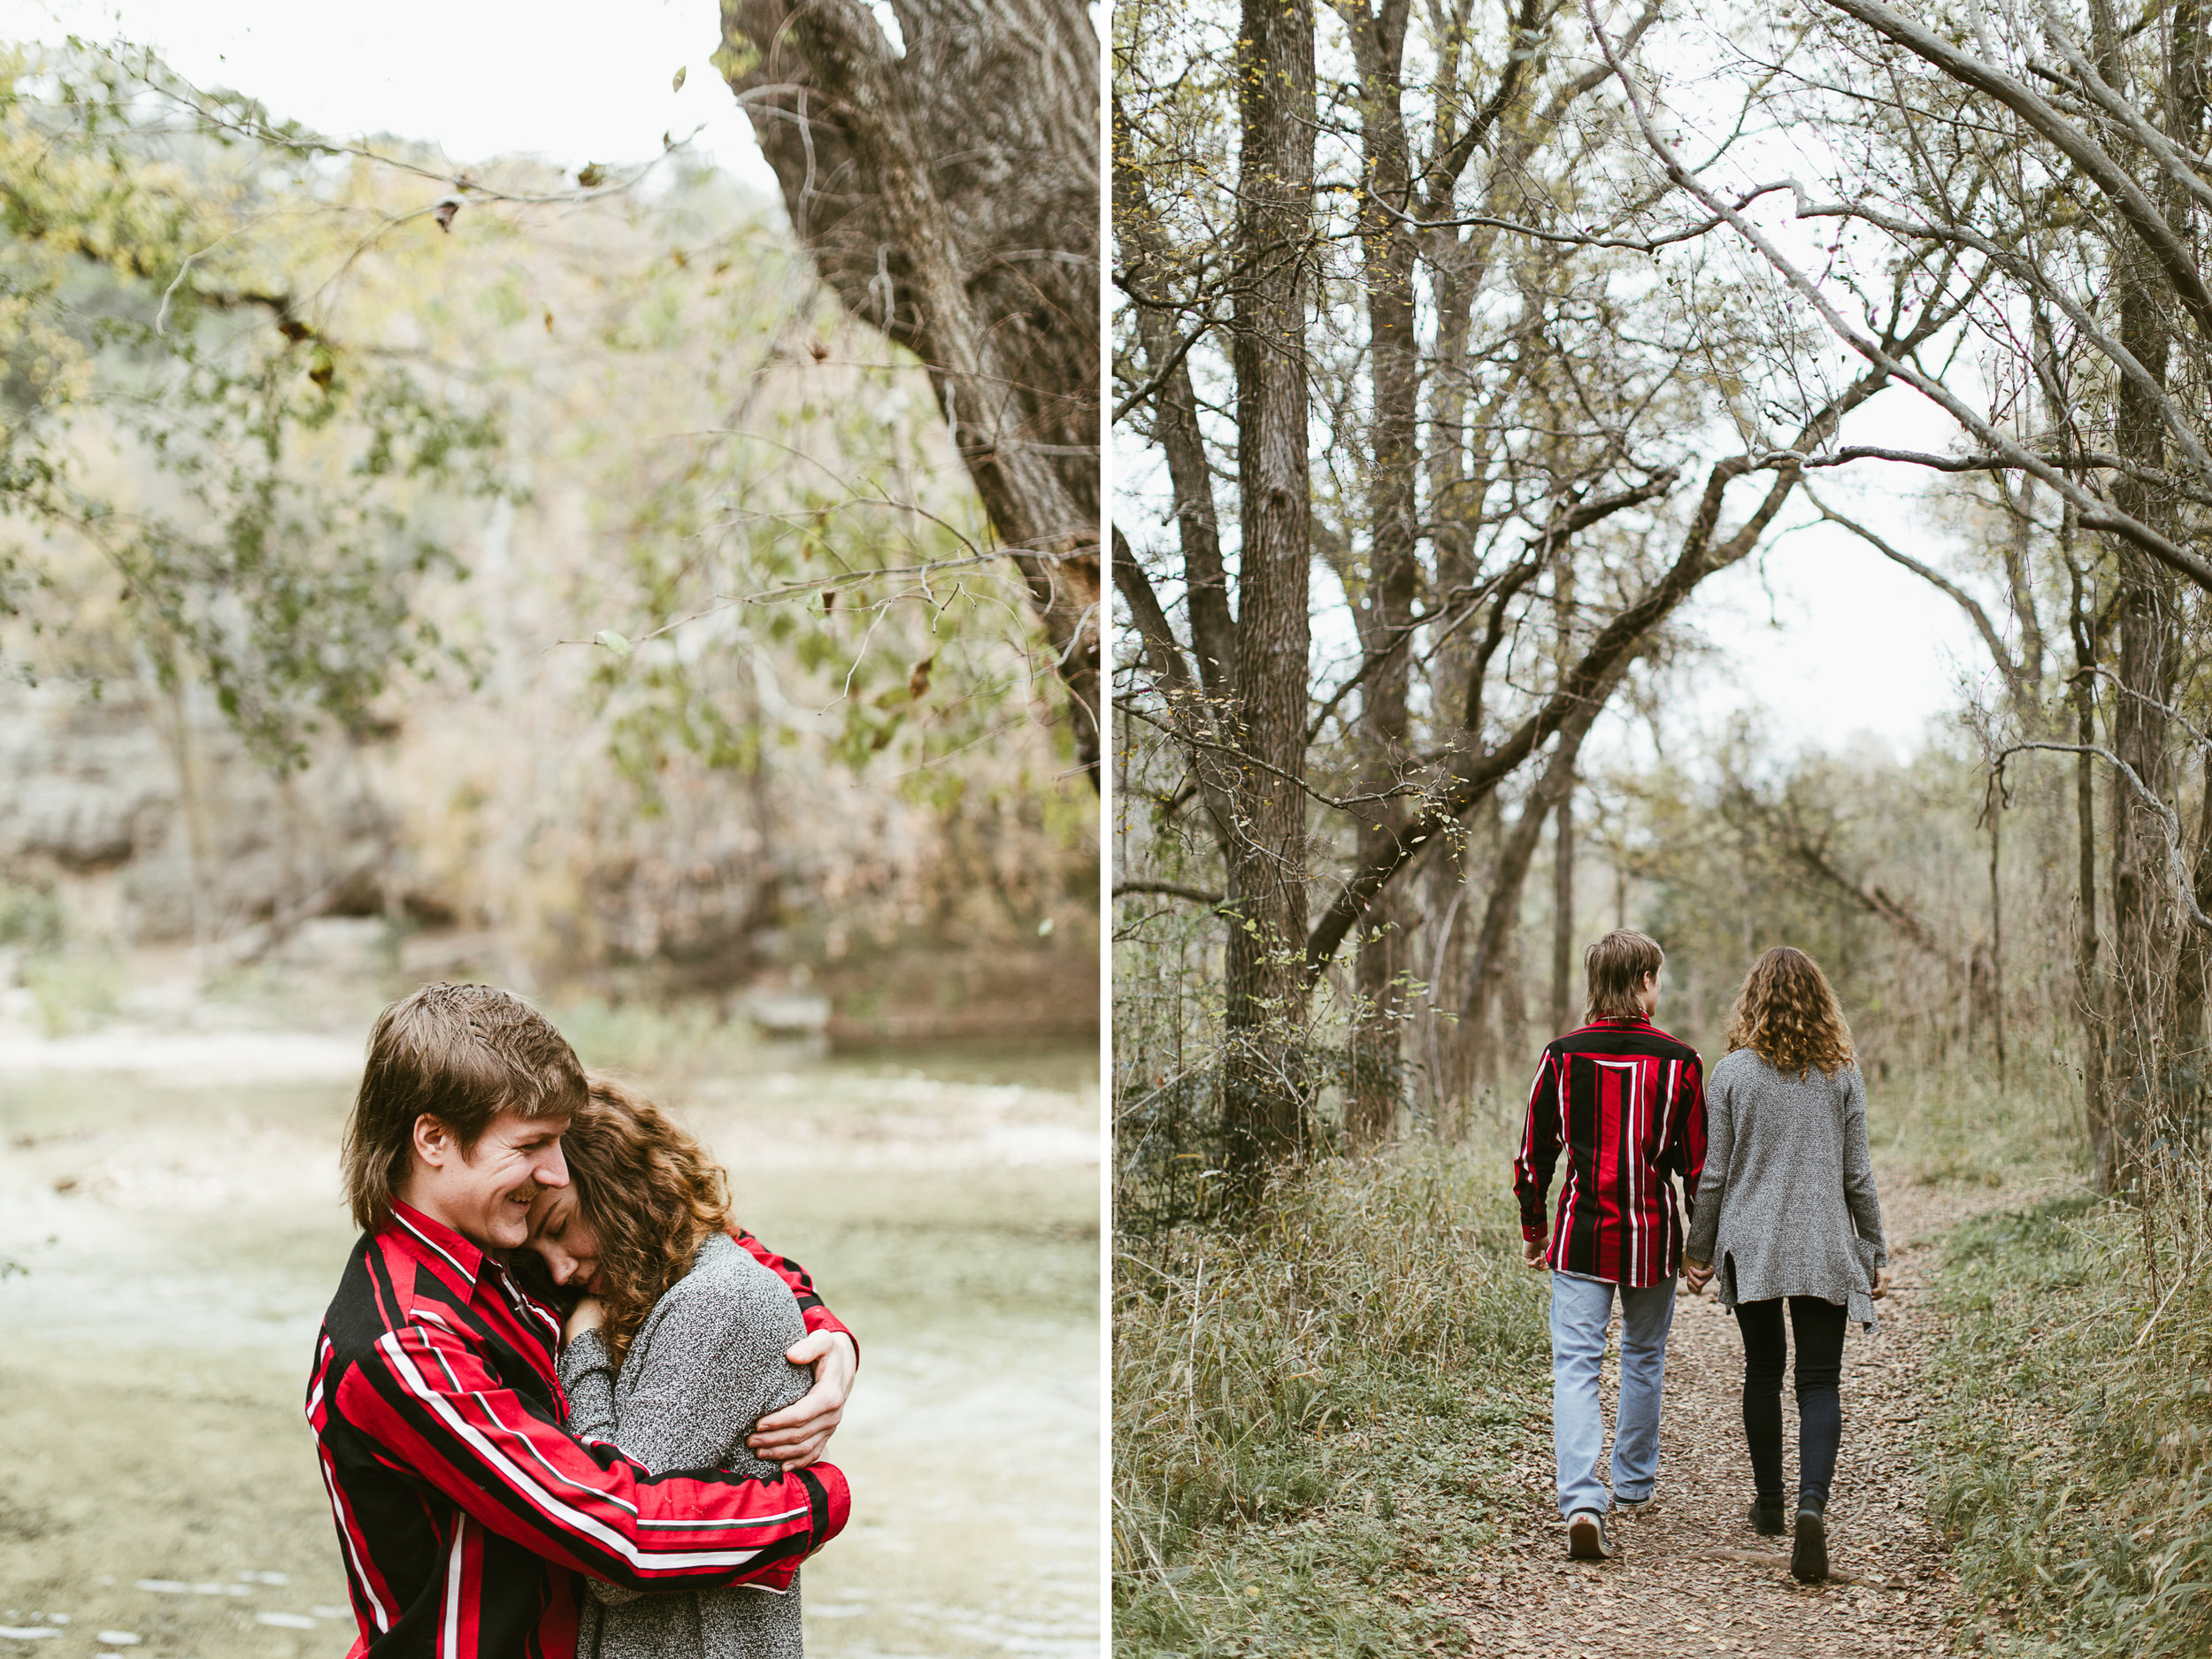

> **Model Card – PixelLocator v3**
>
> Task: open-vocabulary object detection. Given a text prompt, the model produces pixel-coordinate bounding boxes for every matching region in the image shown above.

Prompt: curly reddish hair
[564,1078,733,1369]
[1724,946,1855,1079]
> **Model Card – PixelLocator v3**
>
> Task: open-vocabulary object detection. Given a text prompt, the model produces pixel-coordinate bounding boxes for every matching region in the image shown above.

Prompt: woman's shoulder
[663,1232,806,1324]
[1709,1047,1766,1084]
[1711,1048,1860,1091]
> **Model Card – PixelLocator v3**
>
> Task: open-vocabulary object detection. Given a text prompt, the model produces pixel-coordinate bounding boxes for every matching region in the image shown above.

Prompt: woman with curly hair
[525,1078,817,1659]
[1683,946,1890,1584]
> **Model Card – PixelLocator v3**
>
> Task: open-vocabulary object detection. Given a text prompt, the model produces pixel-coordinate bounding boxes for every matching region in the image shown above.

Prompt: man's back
[1513,1014,1707,1286]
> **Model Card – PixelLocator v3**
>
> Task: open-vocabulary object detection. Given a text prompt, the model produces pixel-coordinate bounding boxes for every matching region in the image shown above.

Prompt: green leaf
[594,629,632,657]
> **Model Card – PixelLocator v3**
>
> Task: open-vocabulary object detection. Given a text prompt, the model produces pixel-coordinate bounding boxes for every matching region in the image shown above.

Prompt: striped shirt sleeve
[1513,1049,1562,1243]
[335,1317,848,1594]
[1671,1050,1709,1219]
[730,1228,857,1359]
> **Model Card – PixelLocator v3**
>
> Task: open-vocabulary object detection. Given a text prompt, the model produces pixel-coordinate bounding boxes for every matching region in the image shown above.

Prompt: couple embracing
[308,982,854,1659]
[1513,930,1891,1584]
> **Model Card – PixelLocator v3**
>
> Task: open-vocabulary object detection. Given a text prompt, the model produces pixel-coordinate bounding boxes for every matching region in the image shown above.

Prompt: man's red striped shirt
[1513,1015,1708,1286]
[306,1202,853,1659]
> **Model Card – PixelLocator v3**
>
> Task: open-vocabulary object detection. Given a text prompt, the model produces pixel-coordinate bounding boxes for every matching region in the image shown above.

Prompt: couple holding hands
[307,982,855,1659]
[1514,931,1891,1584]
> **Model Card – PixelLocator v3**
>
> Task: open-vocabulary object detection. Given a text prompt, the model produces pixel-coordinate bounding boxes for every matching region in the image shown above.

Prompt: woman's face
[526,1184,605,1294]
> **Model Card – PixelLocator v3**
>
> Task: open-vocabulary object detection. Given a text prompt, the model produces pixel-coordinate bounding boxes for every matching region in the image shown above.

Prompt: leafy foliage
[1,43,507,763]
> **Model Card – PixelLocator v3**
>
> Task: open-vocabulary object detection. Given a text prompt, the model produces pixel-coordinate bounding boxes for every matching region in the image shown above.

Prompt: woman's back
[560,1231,814,1659]
[1688,1048,1886,1327]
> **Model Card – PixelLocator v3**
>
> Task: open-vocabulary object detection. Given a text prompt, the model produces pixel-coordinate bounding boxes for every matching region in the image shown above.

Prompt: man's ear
[411,1113,458,1170]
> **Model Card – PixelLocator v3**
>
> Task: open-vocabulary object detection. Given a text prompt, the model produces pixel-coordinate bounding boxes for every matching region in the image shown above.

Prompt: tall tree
[1601,0,2212,1187]
[718,0,1102,780]
[1113,0,1964,1175]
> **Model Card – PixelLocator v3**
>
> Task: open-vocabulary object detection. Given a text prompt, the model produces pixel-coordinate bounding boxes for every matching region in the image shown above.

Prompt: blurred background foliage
[0,39,1096,1033]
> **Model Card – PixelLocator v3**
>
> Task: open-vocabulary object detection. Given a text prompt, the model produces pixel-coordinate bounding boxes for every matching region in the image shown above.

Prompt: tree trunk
[1343,0,1420,1152]
[2105,273,2179,1188]
[1457,680,1620,1086]
[1218,0,1317,1186]
[1987,792,2005,1084]
[1551,792,1575,1035]
[718,0,1101,780]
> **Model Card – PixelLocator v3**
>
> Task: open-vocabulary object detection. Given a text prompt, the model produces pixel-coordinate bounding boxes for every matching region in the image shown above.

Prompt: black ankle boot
[1791,1503,1829,1582]
[1748,1498,1786,1536]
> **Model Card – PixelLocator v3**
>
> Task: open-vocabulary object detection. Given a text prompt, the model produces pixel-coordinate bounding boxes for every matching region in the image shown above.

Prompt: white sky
[1656,378,1996,764]
[0,0,781,190]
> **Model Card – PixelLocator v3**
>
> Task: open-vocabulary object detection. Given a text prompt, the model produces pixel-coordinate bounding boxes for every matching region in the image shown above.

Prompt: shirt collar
[385,1199,488,1294]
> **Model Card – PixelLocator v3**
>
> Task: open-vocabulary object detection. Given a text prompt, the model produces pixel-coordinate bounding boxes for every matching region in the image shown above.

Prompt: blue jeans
[1549,1270,1678,1518]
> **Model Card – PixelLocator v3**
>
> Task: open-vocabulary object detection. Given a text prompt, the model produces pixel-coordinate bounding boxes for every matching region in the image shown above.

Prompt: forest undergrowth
[1111,1141,1549,1657]
[1916,1099,2212,1656]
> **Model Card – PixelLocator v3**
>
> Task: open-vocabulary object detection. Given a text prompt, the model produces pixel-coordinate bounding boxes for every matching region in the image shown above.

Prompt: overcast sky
[0,0,781,188]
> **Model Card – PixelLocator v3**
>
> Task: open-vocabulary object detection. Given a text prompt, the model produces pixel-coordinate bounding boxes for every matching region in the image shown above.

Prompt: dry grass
[1112,1144,1548,1656]
[1916,1090,2212,1656]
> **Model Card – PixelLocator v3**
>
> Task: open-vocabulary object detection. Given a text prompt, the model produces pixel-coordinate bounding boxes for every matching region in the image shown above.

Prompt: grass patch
[1925,1190,2212,1656]
[1113,1145,1548,1658]
[1868,1049,2085,1187]
[19,949,124,1036]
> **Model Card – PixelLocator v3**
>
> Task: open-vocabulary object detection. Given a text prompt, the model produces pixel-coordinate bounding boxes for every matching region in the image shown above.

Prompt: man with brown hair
[1513,929,1707,1561]
[309,983,854,1658]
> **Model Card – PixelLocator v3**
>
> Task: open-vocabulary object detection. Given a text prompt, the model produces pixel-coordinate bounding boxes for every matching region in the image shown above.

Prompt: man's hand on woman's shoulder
[747,1330,858,1471]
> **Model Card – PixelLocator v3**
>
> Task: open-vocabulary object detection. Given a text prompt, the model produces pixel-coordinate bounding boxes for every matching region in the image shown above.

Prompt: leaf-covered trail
[1429,1171,2016,1657]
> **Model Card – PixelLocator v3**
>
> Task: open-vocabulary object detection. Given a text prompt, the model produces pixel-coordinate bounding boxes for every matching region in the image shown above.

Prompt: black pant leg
[1735,1295,1789,1508]
[1788,1296,1848,1510]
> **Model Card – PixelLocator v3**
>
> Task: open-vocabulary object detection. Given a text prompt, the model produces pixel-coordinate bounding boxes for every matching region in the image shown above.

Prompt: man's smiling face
[410,1107,571,1251]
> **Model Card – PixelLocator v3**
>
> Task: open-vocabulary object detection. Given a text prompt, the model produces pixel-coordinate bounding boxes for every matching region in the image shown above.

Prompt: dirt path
[1433,1169,2033,1657]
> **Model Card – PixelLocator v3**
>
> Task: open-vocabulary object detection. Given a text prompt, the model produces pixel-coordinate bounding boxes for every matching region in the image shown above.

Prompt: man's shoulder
[319,1228,481,1366]
[1548,1022,1701,1064]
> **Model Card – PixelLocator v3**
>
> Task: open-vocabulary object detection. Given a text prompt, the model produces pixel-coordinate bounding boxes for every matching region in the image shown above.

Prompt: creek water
[0,1021,1100,1659]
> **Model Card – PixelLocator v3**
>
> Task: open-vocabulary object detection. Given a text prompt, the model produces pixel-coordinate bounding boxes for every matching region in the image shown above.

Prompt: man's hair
[1584,928,1665,1021]
[341,983,587,1233]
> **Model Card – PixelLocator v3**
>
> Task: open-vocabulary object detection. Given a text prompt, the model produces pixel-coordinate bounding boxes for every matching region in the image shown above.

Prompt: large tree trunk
[2101,4,2187,1184]
[1342,0,1421,1151]
[718,0,1101,780]
[1213,0,1318,1185]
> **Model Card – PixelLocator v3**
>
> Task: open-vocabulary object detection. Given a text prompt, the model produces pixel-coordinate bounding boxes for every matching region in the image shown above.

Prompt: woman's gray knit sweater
[1684,1048,1889,1330]
[558,1232,814,1659]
